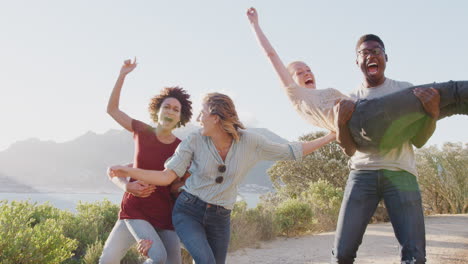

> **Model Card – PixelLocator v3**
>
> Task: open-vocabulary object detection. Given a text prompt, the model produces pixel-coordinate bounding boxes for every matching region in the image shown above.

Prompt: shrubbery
[274,198,314,236]
[0,200,77,264]
[0,199,144,264]
[416,143,468,214]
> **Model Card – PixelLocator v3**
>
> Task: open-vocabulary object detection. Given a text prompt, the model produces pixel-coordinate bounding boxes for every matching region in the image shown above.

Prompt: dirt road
[227,214,468,263]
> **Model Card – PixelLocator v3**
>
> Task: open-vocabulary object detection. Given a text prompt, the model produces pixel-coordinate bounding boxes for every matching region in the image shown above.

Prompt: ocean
[0,191,262,212]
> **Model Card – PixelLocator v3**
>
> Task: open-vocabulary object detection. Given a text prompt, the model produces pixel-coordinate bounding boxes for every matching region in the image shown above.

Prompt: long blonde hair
[203,93,245,141]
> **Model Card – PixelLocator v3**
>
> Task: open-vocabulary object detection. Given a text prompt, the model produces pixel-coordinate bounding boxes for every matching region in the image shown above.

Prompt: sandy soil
[227,214,468,264]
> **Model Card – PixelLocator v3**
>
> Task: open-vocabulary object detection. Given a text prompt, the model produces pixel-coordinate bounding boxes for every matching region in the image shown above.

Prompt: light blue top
[165,129,303,209]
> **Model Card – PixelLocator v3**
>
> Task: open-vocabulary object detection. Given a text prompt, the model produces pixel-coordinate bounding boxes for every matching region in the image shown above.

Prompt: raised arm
[106,58,138,131]
[302,132,336,156]
[247,7,296,88]
[107,163,156,197]
[109,165,178,186]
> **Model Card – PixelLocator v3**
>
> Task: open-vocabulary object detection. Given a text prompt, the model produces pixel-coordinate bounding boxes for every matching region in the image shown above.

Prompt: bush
[82,239,104,264]
[65,199,119,259]
[274,198,313,236]
[0,200,78,264]
[229,201,278,251]
[416,143,468,214]
[229,201,261,251]
[300,180,343,231]
[268,131,350,194]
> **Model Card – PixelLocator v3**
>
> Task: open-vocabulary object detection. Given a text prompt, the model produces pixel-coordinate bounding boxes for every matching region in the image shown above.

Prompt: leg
[172,191,216,264]
[124,219,168,264]
[382,170,426,263]
[204,206,231,264]
[331,170,381,264]
[99,220,135,264]
[349,80,468,152]
[157,229,182,264]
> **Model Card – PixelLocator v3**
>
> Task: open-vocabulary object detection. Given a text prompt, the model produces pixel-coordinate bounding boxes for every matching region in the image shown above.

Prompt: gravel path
[227,214,468,263]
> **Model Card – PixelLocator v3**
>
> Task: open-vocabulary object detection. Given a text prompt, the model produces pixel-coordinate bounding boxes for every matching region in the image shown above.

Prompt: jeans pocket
[178,191,195,204]
[216,207,231,218]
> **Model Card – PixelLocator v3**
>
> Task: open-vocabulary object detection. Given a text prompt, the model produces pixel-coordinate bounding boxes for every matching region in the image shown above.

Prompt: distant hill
[0,125,288,193]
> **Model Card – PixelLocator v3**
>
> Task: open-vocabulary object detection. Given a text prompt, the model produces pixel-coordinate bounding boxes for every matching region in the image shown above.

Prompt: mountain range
[0,125,288,193]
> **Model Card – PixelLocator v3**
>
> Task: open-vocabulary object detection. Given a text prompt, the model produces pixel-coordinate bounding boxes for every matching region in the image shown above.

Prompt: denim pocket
[178,191,196,204]
[216,206,231,218]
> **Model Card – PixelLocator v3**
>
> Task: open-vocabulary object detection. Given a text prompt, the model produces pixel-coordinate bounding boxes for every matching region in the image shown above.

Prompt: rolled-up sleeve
[165,134,195,177]
[254,133,303,162]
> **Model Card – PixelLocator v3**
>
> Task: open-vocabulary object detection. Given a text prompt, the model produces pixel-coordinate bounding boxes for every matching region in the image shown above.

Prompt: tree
[268,131,350,195]
[416,142,468,214]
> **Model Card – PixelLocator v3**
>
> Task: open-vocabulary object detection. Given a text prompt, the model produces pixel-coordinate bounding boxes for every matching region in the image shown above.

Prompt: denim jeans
[172,191,231,264]
[332,170,426,264]
[100,219,181,264]
[349,80,468,152]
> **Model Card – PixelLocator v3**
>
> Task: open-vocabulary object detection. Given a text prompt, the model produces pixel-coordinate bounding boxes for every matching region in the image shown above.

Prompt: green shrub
[229,201,260,250]
[82,239,104,264]
[181,248,194,264]
[300,179,343,231]
[274,198,313,236]
[0,200,78,264]
[416,143,468,214]
[65,199,119,258]
[120,247,146,264]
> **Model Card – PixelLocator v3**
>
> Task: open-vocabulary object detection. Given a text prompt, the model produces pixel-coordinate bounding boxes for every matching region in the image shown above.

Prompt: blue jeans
[100,219,181,264]
[332,170,426,264]
[350,80,468,152]
[172,191,231,264]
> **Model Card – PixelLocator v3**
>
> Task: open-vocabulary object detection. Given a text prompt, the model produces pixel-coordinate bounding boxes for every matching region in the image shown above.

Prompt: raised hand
[246,7,259,25]
[120,57,137,76]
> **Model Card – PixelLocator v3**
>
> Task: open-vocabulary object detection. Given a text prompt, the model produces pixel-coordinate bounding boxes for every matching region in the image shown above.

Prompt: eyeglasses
[215,164,226,184]
[357,47,385,57]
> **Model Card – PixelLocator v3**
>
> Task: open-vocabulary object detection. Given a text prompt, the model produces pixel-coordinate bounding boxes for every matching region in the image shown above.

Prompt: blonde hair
[203,93,245,141]
[286,61,307,76]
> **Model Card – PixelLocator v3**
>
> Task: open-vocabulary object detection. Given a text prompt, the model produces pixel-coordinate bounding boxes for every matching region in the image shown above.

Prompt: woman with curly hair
[100,58,192,264]
[109,92,335,264]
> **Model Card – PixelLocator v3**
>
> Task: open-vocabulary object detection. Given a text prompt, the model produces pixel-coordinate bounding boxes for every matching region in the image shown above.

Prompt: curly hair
[203,92,245,141]
[148,86,193,128]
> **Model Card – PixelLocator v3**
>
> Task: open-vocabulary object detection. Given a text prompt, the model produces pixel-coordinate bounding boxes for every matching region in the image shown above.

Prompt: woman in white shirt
[108,92,335,264]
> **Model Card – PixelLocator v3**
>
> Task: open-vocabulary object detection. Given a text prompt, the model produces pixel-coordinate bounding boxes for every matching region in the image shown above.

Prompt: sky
[1,0,467,151]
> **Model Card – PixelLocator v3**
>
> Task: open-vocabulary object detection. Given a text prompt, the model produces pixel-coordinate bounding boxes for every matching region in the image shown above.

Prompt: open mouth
[163,117,173,122]
[367,63,378,75]
[305,78,314,85]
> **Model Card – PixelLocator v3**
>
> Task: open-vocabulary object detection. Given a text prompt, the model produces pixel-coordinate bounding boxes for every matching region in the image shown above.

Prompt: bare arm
[107,163,156,197]
[106,58,138,131]
[301,132,336,156]
[334,100,357,156]
[247,7,296,88]
[411,87,440,148]
[109,166,178,186]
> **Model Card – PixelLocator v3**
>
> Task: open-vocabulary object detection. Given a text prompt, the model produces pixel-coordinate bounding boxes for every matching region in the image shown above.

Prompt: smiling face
[288,61,316,89]
[356,40,388,87]
[157,97,182,130]
[196,103,219,137]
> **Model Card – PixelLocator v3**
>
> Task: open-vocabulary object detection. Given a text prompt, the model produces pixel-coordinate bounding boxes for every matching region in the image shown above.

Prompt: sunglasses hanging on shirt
[215,164,226,183]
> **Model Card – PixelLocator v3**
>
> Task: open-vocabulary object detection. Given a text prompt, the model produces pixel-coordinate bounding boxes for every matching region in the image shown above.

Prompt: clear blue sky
[1,0,467,151]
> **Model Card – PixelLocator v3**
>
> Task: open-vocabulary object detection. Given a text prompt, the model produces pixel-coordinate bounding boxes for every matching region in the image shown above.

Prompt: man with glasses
[246,7,467,157]
[331,34,438,264]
